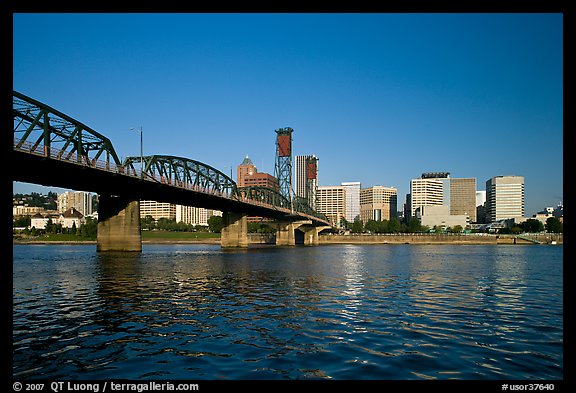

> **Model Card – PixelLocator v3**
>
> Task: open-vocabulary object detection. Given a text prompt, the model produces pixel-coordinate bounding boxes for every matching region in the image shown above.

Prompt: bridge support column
[275,222,297,246]
[97,195,142,252]
[301,226,320,246]
[221,212,249,248]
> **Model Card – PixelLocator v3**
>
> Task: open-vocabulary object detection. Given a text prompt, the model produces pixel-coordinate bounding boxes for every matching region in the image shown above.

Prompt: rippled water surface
[13,244,563,379]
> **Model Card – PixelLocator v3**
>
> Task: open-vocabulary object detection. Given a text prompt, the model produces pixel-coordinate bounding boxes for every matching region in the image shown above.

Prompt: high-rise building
[140,201,176,220]
[237,156,257,187]
[243,172,279,190]
[317,186,346,227]
[360,186,398,222]
[450,178,477,222]
[57,191,93,217]
[236,156,279,222]
[409,174,447,218]
[295,155,318,209]
[409,172,476,222]
[57,192,69,212]
[237,155,278,190]
[485,176,525,222]
[341,182,361,222]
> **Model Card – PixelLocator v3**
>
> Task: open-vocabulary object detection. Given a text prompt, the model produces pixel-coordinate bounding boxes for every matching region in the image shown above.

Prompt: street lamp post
[130,126,143,178]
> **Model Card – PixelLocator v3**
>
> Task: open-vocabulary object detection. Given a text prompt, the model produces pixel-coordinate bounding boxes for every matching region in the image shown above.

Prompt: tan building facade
[410,173,477,223]
[416,205,468,229]
[140,201,176,221]
[360,186,398,222]
[176,205,221,226]
[57,191,94,216]
[410,177,445,217]
[486,175,525,222]
[450,178,477,222]
[317,186,346,227]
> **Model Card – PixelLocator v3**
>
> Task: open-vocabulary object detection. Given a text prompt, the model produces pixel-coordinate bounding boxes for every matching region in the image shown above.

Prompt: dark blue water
[13,244,563,380]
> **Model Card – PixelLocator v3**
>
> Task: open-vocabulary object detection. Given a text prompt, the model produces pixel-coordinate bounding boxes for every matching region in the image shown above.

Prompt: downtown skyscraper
[295,155,318,210]
[485,175,525,222]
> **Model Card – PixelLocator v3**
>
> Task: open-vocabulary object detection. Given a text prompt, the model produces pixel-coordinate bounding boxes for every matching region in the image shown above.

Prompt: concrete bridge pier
[275,222,298,246]
[301,226,318,246]
[97,195,142,252]
[275,221,328,246]
[221,212,249,248]
[299,225,332,246]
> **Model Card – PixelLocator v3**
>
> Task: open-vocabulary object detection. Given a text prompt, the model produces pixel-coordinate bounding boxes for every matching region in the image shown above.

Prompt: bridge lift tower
[274,127,294,212]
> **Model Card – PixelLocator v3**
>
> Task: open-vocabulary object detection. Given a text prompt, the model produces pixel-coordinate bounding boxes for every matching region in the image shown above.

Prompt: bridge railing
[14,138,330,225]
[14,137,125,174]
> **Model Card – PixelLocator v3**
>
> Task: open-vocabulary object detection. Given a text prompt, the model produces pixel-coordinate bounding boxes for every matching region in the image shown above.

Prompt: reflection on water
[13,244,562,380]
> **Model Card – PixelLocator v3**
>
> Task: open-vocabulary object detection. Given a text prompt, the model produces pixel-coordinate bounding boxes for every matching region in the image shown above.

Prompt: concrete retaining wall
[319,233,563,245]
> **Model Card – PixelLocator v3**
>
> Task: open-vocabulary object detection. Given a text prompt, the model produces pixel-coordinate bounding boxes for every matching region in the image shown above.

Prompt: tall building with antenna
[295,155,318,210]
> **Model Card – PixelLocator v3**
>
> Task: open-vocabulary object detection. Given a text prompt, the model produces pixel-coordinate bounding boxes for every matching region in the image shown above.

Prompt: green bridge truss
[13,90,329,222]
[123,155,239,199]
[13,90,123,171]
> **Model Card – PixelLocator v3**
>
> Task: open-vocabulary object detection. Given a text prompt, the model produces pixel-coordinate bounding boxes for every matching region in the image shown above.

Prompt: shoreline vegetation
[13,231,563,245]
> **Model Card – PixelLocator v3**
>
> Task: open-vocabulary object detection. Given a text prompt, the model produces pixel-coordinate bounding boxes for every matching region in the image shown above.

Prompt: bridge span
[13,91,332,251]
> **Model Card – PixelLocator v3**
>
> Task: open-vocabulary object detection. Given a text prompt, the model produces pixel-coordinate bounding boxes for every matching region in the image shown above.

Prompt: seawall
[12,233,563,246]
[318,233,563,245]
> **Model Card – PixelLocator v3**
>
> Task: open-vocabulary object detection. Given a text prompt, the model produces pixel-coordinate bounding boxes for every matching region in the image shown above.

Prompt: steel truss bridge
[12,91,330,227]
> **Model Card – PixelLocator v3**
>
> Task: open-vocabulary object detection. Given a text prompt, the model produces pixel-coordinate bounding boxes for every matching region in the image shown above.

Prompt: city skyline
[12,13,563,216]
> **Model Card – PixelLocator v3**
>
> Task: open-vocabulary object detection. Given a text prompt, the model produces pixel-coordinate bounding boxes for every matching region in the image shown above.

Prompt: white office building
[341,182,361,222]
[57,191,93,217]
[485,176,525,222]
[140,201,176,220]
[175,205,221,226]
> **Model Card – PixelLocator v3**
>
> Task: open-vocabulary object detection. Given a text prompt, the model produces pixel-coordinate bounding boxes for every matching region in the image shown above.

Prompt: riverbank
[12,230,222,245]
[13,232,563,245]
[319,233,563,245]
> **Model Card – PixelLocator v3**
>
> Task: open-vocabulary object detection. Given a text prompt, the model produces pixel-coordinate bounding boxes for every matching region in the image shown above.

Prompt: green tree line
[339,216,563,234]
[142,215,277,234]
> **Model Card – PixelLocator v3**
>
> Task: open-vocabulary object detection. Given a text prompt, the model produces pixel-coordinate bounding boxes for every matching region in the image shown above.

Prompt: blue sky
[13,13,563,216]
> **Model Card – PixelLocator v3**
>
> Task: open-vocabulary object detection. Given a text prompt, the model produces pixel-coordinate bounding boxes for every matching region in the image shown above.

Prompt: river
[12,244,563,380]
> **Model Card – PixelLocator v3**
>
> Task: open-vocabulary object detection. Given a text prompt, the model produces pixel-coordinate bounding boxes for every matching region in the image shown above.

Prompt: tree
[70,221,77,235]
[141,215,156,231]
[388,217,401,233]
[520,219,544,233]
[81,217,98,239]
[365,220,380,234]
[545,217,563,233]
[407,217,423,233]
[45,218,55,234]
[208,215,223,233]
[351,219,363,234]
[451,225,463,233]
[13,215,31,228]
